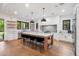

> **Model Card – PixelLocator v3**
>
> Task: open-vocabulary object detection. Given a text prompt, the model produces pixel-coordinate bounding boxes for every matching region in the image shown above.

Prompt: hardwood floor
[0,39,74,56]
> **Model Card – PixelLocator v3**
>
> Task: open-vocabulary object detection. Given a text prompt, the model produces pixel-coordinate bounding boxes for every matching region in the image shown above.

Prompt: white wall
[58,15,74,42]
[76,6,79,56]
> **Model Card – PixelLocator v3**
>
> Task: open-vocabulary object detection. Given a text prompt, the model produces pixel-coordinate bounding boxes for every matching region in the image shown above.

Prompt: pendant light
[30,20,34,23]
[41,8,46,22]
[30,12,34,23]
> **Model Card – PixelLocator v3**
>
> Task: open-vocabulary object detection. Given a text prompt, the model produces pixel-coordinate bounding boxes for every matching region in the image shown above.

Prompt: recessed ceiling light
[59,3,64,6]
[62,9,65,12]
[25,4,29,7]
[43,15,45,17]
[14,11,17,15]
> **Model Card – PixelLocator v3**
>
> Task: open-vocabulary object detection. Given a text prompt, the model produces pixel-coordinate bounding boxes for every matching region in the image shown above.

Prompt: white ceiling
[0,3,77,21]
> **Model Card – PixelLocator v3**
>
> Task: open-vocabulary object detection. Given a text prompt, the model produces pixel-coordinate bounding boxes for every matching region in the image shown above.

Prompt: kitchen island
[21,31,53,52]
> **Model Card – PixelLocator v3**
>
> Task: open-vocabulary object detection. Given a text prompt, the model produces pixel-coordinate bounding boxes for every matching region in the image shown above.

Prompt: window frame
[17,21,21,29]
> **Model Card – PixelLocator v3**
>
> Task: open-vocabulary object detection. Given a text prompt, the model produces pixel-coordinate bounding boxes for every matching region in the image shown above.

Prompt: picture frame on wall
[63,20,70,30]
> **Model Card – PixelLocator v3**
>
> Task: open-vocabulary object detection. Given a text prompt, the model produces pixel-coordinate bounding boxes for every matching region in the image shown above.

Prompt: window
[63,20,70,30]
[0,19,4,40]
[21,22,26,29]
[17,21,21,29]
[17,21,29,30]
[25,22,29,29]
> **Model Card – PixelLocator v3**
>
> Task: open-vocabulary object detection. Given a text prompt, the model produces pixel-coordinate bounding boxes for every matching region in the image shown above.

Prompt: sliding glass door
[0,19,4,41]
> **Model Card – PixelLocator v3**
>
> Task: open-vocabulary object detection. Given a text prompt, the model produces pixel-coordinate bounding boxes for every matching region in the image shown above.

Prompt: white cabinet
[5,20,18,40]
[54,33,73,43]
[6,31,18,40]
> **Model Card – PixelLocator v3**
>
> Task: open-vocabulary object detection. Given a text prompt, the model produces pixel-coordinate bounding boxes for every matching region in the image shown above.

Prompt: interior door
[0,19,4,41]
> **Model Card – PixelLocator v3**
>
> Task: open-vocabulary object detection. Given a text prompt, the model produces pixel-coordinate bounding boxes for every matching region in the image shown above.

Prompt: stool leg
[26,41,29,46]
[39,45,42,53]
[23,38,25,45]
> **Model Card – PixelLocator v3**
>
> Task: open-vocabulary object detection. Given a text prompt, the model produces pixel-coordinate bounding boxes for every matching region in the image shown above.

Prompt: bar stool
[35,38,44,52]
[26,38,31,46]
[32,39,38,49]
[22,37,29,45]
[22,37,26,45]
[37,42,44,52]
[30,36,36,48]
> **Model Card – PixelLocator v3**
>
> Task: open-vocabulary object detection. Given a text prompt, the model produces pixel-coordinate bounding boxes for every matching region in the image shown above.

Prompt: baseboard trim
[3,38,18,42]
[59,40,74,44]
[54,39,74,44]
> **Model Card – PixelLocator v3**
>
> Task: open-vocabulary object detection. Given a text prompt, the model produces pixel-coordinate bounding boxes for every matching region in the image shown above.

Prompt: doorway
[0,19,4,41]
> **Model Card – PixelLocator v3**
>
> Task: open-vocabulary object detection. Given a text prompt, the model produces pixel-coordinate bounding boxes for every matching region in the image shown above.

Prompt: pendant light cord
[31,12,33,20]
[43,8,45,18]
[30,12,34,23]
